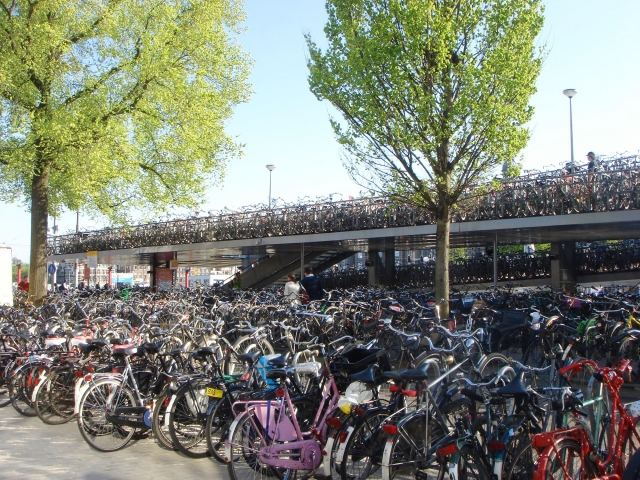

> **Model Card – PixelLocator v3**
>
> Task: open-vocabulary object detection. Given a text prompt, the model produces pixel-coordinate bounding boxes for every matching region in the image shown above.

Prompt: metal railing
[47,155,640,256]
[318,241,640,289]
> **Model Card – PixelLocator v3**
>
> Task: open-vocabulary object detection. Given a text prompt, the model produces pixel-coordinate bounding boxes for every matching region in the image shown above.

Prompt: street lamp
[266,164,276,209]
[563,88,577,171]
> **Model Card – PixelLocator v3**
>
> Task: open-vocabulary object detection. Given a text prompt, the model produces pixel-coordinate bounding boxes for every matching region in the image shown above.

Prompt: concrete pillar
[242,246,252,270]
[384,248,395,286]
[368,250,382,285]
[550,242,577,292]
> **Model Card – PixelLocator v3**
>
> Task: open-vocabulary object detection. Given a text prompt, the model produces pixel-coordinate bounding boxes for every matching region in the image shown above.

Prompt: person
[18,277,29,292]
[231,271,242,291]
[58,282,67,292]
[283,273,302,304]
[300,266,324,301]
[587,152,599,173]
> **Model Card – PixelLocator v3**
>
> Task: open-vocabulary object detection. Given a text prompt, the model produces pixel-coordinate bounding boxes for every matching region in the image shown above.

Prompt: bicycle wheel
[457,443,491,480]
[381,412,448,480]
[505,439,539,480]
[77,379,136,452]
[621,417,640,473]
[226,410,286,480]
[543,438,593,479]
[9,362,47,417]
[151,390,175,450]
[167,381,212,458]
[205,395,234,463]
[340,410,389,480]
[34,368,76,425]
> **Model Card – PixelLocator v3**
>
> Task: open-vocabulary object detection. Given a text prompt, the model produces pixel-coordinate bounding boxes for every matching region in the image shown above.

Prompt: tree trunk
[434,204,450,320]
[28,161,50,306]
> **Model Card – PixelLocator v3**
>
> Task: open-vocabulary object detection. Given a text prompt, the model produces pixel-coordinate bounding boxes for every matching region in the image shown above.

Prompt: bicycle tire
[226,410,287,480]
[77,379,136,452]
[621,417,640,473]
[505,439,539,480]
[167,380,212,458]
[224,335,275,376]
[541,438,594,479]
[151,390,175,450]
[9,362,47,417]
[457,443,492,480]
[34,368,76,425]
[380,408,450,480]
[205,395,234,463]
[339,410,389,480]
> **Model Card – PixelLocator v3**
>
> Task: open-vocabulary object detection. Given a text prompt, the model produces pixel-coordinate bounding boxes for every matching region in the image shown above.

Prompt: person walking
[300,266,324,301]
[587,151,599,173]
[283,273,302,304]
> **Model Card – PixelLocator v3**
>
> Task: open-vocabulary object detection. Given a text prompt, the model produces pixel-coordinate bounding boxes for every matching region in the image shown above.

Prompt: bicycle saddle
[143,341,163,354]
[112,346,144,357]
[89,338,108,347]
[495,371,528,397]
[267,351,292,368]
[349,364,379,384]
[382,361,430,382]
[236,350,262,365]
[265,367,290,381]
[196,346,216,357]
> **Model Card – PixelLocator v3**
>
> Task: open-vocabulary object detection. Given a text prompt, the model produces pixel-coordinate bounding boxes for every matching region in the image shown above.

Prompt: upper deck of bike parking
[47,155,640,270]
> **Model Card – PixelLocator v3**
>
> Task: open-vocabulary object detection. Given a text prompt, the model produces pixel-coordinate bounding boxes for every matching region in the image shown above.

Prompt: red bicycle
[531,359,640,480]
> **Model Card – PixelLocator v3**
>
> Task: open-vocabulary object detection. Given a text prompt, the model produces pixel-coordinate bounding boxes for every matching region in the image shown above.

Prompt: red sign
[84,264,91,281]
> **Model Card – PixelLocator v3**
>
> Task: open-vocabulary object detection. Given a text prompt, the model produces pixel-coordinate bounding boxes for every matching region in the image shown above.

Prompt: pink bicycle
[224,345,368,480]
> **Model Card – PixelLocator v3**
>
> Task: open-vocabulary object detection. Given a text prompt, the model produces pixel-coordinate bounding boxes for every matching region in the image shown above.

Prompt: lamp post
[266,164,276,209]
[563,89,577,171]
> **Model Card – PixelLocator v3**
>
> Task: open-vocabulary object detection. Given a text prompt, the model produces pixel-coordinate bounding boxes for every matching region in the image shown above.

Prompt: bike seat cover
[112,346,142,357]
[89,338,109,347]
[196,346,216,357]
[349,364,378,384]
[237,350,262,365]
[382,361,429,382]
[496,371,528,397]
[143,341,163,354]
[267,351,292,368]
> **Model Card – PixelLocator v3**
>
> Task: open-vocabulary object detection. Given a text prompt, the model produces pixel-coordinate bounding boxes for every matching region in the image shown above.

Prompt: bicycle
[531,359,640,479]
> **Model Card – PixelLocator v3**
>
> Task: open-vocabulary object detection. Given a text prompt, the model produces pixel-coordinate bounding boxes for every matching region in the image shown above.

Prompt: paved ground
[0,406,229,480]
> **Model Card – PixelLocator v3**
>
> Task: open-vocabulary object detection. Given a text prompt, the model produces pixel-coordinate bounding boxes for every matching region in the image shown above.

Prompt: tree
[307,0,543,315]
[0,0,252,305]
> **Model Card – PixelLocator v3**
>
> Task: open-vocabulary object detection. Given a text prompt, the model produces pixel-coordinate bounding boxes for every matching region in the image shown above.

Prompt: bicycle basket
[499,310,528,327]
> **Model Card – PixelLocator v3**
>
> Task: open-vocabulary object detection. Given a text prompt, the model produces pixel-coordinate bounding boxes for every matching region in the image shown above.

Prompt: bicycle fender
[31,371,49,403]
[610,329,640,345]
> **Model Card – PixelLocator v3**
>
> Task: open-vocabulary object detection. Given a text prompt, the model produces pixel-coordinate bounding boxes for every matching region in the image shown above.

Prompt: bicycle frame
[532,359,640,480]
[225,369,341,471]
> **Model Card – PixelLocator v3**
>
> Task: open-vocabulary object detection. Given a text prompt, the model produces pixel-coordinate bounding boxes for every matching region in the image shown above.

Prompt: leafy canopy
[0,0,252,223]
[306,0,544,212]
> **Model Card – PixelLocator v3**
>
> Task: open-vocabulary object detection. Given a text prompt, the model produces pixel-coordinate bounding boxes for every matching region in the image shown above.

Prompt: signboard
[169,259,179,270]
[48,264,56,275]
[0,247,12,307]
[84,264,91,281]
[87,251,98,268]
[156,268,173,291]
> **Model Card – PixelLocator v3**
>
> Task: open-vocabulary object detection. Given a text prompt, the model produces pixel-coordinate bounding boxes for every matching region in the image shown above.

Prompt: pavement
[0,406,230,480]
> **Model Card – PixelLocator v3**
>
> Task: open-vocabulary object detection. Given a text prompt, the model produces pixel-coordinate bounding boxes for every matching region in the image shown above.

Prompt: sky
[2,0,640,263]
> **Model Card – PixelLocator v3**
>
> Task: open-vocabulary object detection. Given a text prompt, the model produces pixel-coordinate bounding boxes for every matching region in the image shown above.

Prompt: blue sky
[2,0,640,262]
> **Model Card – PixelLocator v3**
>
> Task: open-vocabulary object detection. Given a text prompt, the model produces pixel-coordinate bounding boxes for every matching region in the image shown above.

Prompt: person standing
[18,277,29,292]
[231,271,242,291]
[283,273,302,304]
[300,266,324,301]
[586,152,599,173]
